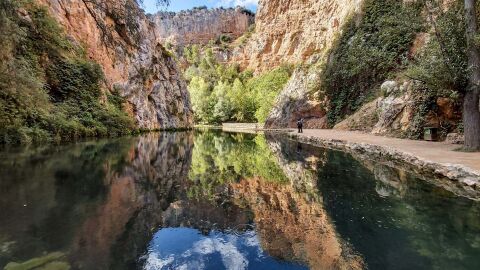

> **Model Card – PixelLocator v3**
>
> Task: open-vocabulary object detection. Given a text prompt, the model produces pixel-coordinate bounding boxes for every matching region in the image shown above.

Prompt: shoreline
[219,126,480,200]
[276,130,480,200]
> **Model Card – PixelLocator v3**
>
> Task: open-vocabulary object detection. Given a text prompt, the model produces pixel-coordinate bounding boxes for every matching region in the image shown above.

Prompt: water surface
[0,130,479,270]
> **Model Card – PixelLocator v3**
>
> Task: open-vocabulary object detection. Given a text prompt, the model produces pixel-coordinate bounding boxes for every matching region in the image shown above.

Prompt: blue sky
[141,0,258,14]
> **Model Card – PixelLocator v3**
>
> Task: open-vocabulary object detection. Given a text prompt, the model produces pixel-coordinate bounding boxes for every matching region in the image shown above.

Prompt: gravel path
[292,129,480,173]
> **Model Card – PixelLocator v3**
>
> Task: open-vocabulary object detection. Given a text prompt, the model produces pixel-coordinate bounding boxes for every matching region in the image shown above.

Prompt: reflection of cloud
[144,230,254,270]
[144,254,174,270]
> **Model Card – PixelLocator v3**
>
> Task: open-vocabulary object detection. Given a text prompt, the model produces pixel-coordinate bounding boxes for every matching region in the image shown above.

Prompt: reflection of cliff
[70,133,194,270]
[161,199,251,233]
[0,138,134,267]
[229,134,364,270]
[232,178,363,270]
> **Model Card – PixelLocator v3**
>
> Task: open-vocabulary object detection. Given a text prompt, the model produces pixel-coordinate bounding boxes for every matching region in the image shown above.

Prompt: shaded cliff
[152,7,254,47]
[39,0,192,129]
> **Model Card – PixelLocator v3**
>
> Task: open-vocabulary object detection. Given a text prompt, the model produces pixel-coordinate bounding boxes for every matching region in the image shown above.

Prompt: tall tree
[464,0,480,150]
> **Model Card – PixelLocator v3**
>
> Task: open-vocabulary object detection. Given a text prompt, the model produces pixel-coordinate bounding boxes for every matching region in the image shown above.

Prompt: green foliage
[185,45,292,124]
[322,0,424,125]
[403,1,470,138]
[407,1,468,94]
[237,24,255,46]
[0,0,135,145]
[247,65,292,122]
[219,34,232,44]
[188,130,288,202]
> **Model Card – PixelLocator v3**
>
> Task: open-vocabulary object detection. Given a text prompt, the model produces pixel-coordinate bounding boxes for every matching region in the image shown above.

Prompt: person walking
[297,118,304,133]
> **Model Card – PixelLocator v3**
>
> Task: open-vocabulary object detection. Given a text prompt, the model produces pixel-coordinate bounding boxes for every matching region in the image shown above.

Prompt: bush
[406,1,468,95]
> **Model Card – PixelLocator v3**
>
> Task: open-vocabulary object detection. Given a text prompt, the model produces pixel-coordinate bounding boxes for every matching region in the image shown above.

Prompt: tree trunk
[464,0,480,150]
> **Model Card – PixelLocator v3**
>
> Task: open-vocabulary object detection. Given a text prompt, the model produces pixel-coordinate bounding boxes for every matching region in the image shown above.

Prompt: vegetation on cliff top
[0,0,135,145]
[184,45,292,124]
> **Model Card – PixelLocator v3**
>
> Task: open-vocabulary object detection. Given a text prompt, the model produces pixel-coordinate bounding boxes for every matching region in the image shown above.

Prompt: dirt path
[291,129,480,173]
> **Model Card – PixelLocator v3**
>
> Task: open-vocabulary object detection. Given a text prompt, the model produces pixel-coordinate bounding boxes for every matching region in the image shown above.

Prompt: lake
[0,130,479,270]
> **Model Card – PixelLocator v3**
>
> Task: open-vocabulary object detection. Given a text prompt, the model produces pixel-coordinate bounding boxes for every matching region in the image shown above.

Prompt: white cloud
[214,0,258,8]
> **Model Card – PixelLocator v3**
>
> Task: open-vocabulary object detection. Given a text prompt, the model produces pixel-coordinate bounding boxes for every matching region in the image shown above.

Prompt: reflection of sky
[142,0,258,13]
[143,228,307,270]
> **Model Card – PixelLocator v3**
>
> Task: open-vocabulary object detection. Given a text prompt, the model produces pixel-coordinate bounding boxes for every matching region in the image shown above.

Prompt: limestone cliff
[232,0,363,73]
[265,65,329,129]
[152,7,254,47]
[38,0,193,129]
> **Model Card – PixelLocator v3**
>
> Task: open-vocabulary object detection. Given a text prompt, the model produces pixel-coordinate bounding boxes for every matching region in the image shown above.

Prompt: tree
[464,0,480,150]
[408,1,479,149]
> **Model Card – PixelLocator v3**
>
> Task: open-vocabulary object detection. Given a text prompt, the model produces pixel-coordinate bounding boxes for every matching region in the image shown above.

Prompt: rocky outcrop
[152,7,254,47]
[334,80,462,138]
[264,66,329,129]
[232,0,363,73]
[38,0,193,129]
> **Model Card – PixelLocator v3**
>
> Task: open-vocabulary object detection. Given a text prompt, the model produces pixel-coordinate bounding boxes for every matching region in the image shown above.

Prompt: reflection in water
[0,130,479,270]
[144,228,307,270]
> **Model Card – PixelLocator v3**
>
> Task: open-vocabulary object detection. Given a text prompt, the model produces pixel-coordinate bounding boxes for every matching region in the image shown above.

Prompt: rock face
[38,0,193,129]
[264,66,329,129]
[334,79,462,138]
[259,0,363,128]
[152,7,254,47]
[232,0,363,73]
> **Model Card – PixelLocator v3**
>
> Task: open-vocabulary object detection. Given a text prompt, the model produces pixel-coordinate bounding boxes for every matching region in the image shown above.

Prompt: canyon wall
[232,0,363,73]
[38,0,193,129]
[262,0,464,139]
[152,7,254,47]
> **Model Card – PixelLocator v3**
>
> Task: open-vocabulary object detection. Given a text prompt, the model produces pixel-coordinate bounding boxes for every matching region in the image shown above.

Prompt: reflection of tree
[187,130,288,201]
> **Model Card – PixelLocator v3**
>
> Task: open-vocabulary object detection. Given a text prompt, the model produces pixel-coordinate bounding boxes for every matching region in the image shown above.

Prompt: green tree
[248,66,292,123]
[463,0,480,150]
[212,82,234,122]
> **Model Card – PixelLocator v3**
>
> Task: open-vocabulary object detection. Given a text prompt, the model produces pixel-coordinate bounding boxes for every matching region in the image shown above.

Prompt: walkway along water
[274,129,480,200]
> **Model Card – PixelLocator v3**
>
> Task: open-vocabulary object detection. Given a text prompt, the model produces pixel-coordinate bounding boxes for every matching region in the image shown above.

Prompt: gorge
[1,0,480,269]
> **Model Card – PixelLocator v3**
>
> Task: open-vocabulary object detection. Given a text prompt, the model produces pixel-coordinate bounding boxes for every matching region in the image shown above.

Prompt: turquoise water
[0,130,479,269]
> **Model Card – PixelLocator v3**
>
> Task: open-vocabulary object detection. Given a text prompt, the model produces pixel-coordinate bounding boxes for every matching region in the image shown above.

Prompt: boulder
[446,133,464,145]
